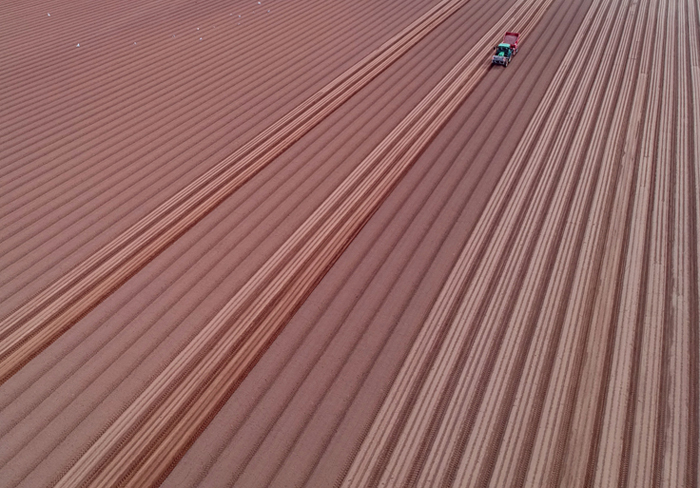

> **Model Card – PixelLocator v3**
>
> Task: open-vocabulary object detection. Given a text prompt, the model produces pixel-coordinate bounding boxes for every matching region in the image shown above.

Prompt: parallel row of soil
[0,0,475,386]
[0,0,697,486]
[345,0,700,485]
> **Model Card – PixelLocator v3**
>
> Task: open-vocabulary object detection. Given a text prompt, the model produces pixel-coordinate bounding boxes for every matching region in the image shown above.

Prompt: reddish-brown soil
[0,0,697,487]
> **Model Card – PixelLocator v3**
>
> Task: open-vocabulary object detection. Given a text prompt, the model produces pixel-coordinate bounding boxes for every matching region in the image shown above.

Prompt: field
[0,0,698,486]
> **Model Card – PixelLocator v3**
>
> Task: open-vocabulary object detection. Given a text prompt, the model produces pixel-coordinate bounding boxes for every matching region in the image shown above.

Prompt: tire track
[52,1,554,486]
[0,0,471,385]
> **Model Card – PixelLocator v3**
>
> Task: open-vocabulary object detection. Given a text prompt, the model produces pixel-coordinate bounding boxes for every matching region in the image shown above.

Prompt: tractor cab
[495,43,512,57]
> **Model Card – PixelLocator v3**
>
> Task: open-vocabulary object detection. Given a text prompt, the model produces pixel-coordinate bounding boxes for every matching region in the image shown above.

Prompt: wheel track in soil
[48,0,556,486]
[341,0,700,485]
[0,0,474,385]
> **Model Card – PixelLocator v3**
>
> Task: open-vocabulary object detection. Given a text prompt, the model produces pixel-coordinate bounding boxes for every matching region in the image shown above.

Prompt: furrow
[624,2,675,485]
[658,1,691,484]
[423,0,633,484]
[687,0,700,482]
[0,0,477,447]
[482,0,648,485]
[0,0,431,301]
[0,0,418,186]
[198,3,580,486]
[570,0,664,485]
[0,4,484,482]
[52,1,553,486]
[0,0,469,385]
[0,0,285,111]
[0,0,361,192]
[340,0,597,486]
[525,1,655,487]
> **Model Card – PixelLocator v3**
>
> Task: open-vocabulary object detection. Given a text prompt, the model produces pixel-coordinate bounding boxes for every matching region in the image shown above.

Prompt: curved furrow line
[0,0,470,385]
[52,2,551,486]
[340,0,614,484]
